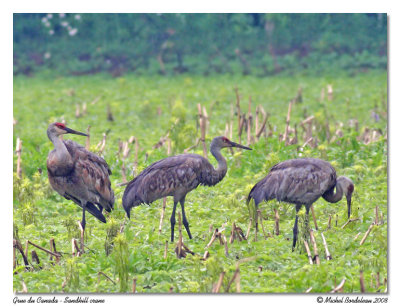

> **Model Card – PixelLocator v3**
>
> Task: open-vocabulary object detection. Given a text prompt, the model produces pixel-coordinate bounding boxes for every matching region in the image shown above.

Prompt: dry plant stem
[321,233,332,260]
[309,230,320,265]
[360,224,375,246]
[134,139,139,167]
[283,100,294,145]
[328,215,332,229]
[229,222,236,244]
[375,206,379,225]
[235,268,241,293]
[182,243,195,255]
[91,96,101,105]
[21,281,28,293]
[376,272,381,288]
[183,138,200,153]
[203,250,210,260]
[327,84,333,101]
[14,239,30,269]
[256,112,269,140]
[121,161,127,184]
[221,233,229,257]
[360,271,365,293]
[235,87,241,143]
[167,138,171,155]
[206,229,219,248]
[24,240,29,259]
[257,210,267,239]
[225,268,240,292]
[132,278,137,293]
[255,106,259,137]
[274,209,280,235]
[341,218,360,229]
[305,287,313,293]
[330,279,346,293]
[75,104,80,118]
[353,232,362,241]
[213,271,226,293]
[98,271,116,285]
[310,205,318,230]
[303,240,313,265]
[16,138,22,179]
[28,240,61,258]
[158,197,167,234]
[245,219,252,240]
[247,96,252,145]
[238,116,246,147]
[72,239,82,256]
[13,244,16,270]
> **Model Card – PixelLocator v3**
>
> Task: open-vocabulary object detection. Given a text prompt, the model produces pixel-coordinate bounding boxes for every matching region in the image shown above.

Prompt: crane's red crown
[55,122,66,129]
[222,137,229,143]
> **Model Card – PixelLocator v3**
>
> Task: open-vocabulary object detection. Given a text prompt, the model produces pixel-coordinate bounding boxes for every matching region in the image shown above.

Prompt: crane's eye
[222,137,229,143]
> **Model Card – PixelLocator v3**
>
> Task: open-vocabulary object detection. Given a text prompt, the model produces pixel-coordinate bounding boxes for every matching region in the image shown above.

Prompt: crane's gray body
[122,135,251,241]
[47,139,114,223]
[122,153,225,208]
[247,157,353,250]
[248,158,337,209]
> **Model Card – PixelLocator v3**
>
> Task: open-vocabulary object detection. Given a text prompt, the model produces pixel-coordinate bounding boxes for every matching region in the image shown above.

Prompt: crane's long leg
[305,205,311,231]
[80,202,87,253]
[292,205,301,251]
[170,201,178,242]
[180,197,192,240]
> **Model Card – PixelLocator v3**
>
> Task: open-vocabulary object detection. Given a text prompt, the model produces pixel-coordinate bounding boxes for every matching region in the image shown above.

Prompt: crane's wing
[64,140,114,212]
[248,158,336,206]
[122,154,207,212]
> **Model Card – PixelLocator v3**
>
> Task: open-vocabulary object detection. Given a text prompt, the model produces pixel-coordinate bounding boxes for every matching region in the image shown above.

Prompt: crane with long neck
[122,136,252,242]
[47,122,114,250]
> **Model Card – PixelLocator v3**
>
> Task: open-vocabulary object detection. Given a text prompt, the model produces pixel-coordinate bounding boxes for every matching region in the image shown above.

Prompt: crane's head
[337,176,354,219]
[211,136,252,150]
[47,122,88,138]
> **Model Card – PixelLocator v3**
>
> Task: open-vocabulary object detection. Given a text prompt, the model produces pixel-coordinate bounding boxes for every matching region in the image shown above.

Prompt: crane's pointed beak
[229,141,252,150]
[346,194,352,219]
[64,127,88,137]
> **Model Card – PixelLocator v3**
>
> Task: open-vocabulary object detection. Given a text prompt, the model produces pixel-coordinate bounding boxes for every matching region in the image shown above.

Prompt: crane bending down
[122,136,252,242]
[47,123,114,240]
[247,158,354,250]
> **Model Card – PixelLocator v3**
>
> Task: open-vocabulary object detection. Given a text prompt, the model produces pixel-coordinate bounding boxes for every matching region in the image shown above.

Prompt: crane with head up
[122,136,252,242]
[46,122,114,245]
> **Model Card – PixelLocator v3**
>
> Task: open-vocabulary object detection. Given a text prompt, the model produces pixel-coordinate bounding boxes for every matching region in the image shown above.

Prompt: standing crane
[247,158,354,250]
[46,122,114,245]
[122,136,252,242]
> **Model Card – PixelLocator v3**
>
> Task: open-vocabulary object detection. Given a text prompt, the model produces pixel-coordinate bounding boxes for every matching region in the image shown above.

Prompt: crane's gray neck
[323,179,344,203]
[48,132,72,165]
[209,142,227,183]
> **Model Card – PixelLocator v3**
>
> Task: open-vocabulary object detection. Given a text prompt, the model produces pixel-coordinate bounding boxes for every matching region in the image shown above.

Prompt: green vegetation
[13,71,387,293]
[13,13,387,77]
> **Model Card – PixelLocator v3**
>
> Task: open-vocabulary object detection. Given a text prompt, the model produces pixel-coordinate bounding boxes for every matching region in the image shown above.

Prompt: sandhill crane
[247,158,354,250]
[122,136,252,242]
[46,122,114,243]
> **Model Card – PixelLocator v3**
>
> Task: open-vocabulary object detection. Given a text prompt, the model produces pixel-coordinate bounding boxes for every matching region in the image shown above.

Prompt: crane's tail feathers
[85,202,107,223]
[64,193,107,223]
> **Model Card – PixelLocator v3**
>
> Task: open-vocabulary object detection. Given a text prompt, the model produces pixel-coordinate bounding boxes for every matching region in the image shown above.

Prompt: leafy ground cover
[13,71,387,293]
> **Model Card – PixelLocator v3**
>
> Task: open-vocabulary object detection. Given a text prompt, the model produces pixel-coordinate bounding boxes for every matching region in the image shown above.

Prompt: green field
[13,71,387,293]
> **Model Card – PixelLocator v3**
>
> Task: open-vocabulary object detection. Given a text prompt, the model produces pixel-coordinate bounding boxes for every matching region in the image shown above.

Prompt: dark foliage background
[13,13,387,76]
